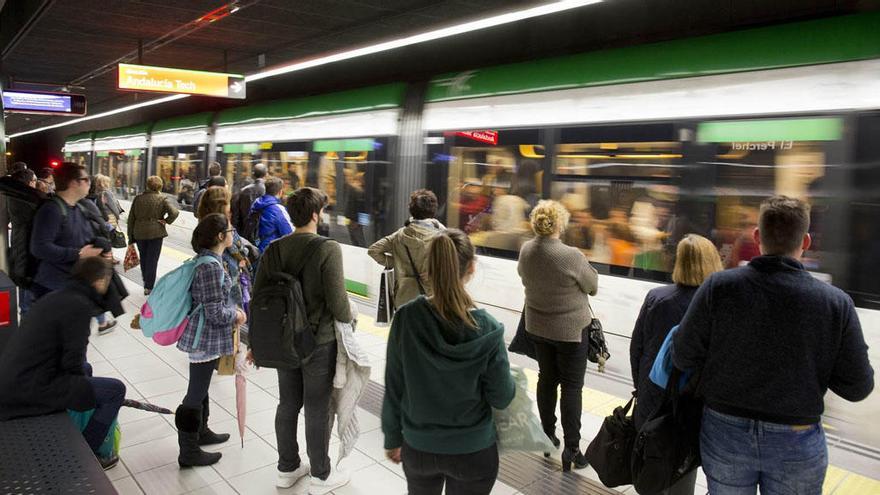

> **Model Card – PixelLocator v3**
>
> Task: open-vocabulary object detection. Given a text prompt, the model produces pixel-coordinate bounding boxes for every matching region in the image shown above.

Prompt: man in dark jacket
[673,196,874,494]
[192,162,222,212]
[231,163,267,233]
[3,170,45,314]
[0,257,126,469]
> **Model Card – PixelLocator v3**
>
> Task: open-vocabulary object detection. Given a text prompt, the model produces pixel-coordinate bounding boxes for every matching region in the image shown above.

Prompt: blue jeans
[81,363,126,455]
[700,407,827,495]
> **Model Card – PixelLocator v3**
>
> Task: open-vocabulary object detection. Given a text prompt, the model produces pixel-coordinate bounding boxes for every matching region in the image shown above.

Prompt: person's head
[146,175,164,192]
[252,163,268,180]
[672,234,724,287]
[10,162,28,174]
[36,168,54,184]
[265,177,284,198]
[287,187,328,228]
[94,174,112,193]
[208,161,222,177]
[54,162,90,198]
[409,189,438,220]
[530,200,570,237]
[35,179,50,193]
[71,256,114,295]
[427,229,477,328]
[206,176,227,188]
[754,195,811,258]
[191,213,233,252]
[196,186,232,220]
[11,169,36,188]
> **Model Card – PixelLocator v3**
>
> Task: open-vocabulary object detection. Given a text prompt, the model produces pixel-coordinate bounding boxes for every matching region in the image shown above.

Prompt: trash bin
[0,271,19,355]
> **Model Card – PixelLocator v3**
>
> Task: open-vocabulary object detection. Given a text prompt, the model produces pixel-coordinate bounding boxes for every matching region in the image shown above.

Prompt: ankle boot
[561,447,588,472]
[199,397,230,446]
[175,405,222,467]
[543,434,561,458]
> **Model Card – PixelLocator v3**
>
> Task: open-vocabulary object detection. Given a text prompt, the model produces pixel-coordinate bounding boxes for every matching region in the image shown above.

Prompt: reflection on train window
[441,130,543,257]
[555,142,681,177]
[154,147,202,209]
[65,152,91,169]
[709,141,827,271]
[96,150,144,201]
[219,143,311,196]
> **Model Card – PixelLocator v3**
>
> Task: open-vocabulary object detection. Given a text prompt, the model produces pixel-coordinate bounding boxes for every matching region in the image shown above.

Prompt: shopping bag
[584,396,636,487]
[507,308,536,360]
[375,267,395,326]
[493,367,555,453]
[123,244,140,272]
[68,409,122,459]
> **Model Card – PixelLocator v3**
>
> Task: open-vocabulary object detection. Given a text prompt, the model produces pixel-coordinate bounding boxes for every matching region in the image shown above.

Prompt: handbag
[217,326,240,376]
[493,367,556,452]
[376,265,395,326]
[110,229,127,249]
[631,368,702,494]
[587,302,611,372]
[507,307,537,360]
[123,244,140,271]
[585,396,636,487]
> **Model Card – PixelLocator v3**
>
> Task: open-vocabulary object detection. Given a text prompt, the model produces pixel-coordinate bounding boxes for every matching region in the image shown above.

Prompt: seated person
[0,257,126,470]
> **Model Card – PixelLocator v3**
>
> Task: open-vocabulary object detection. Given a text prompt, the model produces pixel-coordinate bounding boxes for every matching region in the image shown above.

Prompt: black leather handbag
[110,229,127,249]
[586,303,611,370]
[585,396,636,487]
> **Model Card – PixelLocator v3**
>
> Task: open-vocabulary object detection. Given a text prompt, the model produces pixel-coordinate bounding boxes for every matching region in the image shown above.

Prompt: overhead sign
[118,63,246,99]
[2,90,87,116]
[453,130,498,145]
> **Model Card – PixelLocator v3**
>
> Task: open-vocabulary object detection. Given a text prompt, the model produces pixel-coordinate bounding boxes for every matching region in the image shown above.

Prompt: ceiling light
[7,0,601,140]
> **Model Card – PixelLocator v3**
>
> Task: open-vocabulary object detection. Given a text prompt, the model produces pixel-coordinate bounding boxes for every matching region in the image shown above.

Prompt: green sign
[697,118,843,143]
[222,143,259,154]
[313,139,375,152]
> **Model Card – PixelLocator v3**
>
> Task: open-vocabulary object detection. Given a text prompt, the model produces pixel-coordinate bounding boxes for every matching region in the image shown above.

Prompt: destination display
[118,63,246,99]
[2,90,87,116]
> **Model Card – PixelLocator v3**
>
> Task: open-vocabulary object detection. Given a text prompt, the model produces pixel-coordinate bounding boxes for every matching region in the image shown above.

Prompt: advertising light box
[2,90,87,116]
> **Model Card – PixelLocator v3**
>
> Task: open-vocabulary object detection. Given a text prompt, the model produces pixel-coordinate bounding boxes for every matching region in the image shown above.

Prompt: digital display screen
[3,91,72,113]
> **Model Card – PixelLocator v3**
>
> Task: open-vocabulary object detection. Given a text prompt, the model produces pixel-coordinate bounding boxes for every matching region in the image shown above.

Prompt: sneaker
[309,468,350,495]
[277,463,310,488]
[97,319,117,336]
[98,454,119,470]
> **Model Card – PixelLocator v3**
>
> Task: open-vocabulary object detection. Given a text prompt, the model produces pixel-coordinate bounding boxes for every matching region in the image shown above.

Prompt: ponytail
[427,229,477,328]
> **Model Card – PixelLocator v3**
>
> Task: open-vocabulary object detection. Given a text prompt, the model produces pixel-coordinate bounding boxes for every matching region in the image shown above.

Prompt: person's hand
[157,219,167,225]
[235,308,247,325]
[385,448,401,464]
[101,251,113,259]
[246,350,255,365]
[79,244,103,258]
[239,259,248,269]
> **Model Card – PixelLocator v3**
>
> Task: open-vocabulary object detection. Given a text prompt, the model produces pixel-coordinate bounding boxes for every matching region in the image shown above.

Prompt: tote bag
[493,367,555,452]
[375,267,395,326]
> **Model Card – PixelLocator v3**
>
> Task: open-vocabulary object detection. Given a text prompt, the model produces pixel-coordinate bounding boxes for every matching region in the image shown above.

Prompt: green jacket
[253,233,352,345]
[127,191,179,242]
[382,296,515,454]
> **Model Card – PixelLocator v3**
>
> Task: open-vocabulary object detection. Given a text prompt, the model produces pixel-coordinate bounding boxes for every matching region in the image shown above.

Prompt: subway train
[62,12,879,453]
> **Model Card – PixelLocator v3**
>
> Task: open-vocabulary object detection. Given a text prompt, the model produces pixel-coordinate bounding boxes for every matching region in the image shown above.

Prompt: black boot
[176,405,222,467]
[199,397,230,446]
[543,434,561,458]
[561,446,588,472]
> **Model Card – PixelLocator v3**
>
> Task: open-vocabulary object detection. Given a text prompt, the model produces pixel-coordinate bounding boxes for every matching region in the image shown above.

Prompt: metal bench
[0,412,117,494]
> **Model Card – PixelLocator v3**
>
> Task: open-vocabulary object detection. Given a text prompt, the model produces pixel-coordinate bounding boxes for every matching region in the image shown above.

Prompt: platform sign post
[118,64,246,99]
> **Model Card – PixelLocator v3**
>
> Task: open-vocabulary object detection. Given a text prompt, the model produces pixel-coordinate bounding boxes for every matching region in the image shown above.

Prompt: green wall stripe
[152,112,213,134]
[216,83,405,126]
[94,122,153,140]
[697,118,843,143]
[345,279,369,297]
[64,131,94,144]
[427,12,880,102]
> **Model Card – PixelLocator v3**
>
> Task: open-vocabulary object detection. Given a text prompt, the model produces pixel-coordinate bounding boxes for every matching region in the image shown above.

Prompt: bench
[0,412,117,494]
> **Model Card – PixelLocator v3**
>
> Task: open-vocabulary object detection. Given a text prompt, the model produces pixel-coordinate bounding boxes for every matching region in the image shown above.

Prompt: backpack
[249,236,326,368]
[138,256,223,346]
[241,208,263,245]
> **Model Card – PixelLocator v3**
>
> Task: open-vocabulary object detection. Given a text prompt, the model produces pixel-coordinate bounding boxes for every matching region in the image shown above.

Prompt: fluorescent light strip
[7,0,600,139]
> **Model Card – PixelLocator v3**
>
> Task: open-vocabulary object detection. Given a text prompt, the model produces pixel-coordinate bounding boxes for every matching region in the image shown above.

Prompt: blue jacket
[30,198,96,291]
[250,195,293,252]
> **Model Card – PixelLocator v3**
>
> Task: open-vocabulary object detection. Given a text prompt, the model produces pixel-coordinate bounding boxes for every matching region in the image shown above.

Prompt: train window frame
[151,145,207,211]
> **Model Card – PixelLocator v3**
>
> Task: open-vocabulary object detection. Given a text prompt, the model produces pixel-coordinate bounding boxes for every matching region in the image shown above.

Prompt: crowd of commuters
[0,159,873,495]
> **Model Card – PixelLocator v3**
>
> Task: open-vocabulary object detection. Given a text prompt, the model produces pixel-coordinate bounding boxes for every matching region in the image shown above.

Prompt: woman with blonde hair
[383,229,515,494]
[517,200,598,471]
[629,233,723,495]
[128,176,179,295]
[93,174,123,229]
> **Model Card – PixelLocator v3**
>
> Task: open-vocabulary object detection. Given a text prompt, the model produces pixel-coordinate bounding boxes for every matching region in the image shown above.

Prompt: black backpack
[241,208,263,245]
[249,236,326,368]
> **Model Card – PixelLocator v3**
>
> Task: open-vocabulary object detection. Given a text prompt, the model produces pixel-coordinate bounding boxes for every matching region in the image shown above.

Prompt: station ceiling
[1,0,875,137]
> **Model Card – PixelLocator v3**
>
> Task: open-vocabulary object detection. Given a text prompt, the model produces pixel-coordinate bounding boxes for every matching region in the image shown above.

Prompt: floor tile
[119,433,180,474]
[227,463,311,495]
[113,352,168,372]
[246,369,280,389]
[120,400,167,425]
[246,408,278,436]
[112,476,145,495]
[354,407,381,433]
[122,415,177,447]
[333,462,408,495]
[353,428,385,463]
[133,462,221,495]
[207,375,239,400]
[106,458,132,481]
[333,447,376,474]
[211,437,278,479]
[492,481,519,494]
[186,481,239,494]
[135,374,189,398]
[123,362,180,384]
[201,418,252,452]
[215,385,278,416]
[379,458,405,480]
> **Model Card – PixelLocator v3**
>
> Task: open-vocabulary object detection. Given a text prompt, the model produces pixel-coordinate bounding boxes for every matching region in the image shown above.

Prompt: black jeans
[183,359,217,408]
[528,328,589,449]
[401,442,499,495]
[275,341,337,480]
[136,238,164,290]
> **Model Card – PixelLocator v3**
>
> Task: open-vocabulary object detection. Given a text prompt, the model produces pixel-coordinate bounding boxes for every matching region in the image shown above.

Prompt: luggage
[493,367,555,453]
[249,237,326,368]
[138,255,224,346]
[375,267,395,326]
[585,396,636,487]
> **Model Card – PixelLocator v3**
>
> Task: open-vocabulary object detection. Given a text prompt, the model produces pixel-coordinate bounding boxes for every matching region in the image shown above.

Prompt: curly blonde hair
[529,200,570,237]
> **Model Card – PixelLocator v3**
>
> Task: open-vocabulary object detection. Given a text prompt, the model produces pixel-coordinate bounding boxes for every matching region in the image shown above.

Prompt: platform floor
[84,241,879,495]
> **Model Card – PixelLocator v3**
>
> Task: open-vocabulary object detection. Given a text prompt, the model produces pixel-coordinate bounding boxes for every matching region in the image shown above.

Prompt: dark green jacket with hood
[382,296,515,454]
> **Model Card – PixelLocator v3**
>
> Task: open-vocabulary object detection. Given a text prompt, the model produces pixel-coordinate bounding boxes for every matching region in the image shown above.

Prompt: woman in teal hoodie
[382,228,516,495]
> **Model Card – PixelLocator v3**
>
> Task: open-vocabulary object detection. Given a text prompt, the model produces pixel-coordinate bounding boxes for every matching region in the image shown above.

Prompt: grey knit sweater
[518,236,599,342]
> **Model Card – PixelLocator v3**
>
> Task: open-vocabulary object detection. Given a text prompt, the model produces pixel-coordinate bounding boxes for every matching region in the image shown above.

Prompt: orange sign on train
[118,63,246,99]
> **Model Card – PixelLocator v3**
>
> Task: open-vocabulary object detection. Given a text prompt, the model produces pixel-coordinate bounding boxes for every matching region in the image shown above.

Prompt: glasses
[225,228,235,233]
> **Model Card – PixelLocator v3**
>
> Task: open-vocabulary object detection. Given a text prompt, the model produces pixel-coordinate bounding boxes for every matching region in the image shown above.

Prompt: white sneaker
[276,463,310,488]
[309,468,350,495]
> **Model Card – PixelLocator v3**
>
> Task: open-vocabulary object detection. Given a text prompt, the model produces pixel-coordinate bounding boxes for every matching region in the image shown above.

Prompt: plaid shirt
[176,250,236,356]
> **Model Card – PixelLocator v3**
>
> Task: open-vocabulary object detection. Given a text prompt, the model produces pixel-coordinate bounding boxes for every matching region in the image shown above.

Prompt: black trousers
[528,328,589,449]
[183,359,217,408]
[401,442,499,495]
[135,238,164,290]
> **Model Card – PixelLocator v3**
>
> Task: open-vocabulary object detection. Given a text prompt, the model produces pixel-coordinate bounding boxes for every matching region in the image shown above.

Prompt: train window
[154,146,203,210]
[96,149,144,201]
[65,152,91,169]
[219,142,312,195]
[438,129,544,258]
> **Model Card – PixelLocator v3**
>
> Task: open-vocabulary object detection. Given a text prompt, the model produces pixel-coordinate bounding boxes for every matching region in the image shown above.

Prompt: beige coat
[367,219,444,308]
[127,190,180,241]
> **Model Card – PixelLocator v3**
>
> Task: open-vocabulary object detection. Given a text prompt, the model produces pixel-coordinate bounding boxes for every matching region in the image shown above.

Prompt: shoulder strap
[292,236,328,279]
[52,196,68,219]
[403,244,426,295]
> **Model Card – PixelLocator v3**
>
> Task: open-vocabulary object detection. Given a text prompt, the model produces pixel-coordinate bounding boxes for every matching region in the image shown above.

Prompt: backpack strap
[403,244,426,295]
[292,236,328,279]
